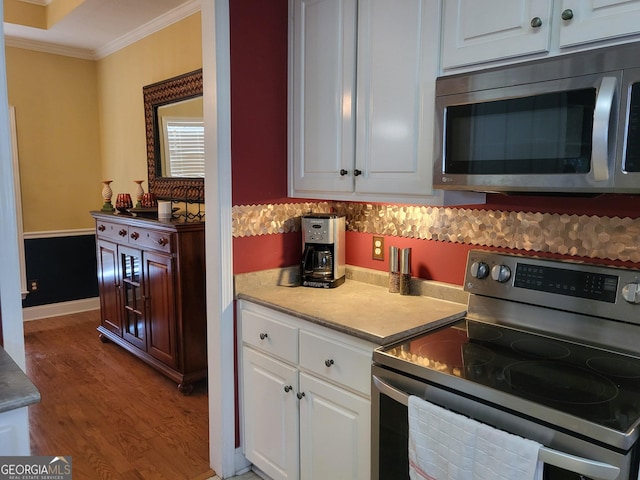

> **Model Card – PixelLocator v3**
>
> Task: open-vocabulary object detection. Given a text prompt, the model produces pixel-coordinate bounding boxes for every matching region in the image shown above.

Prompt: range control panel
[513,263,618,303]
[464,250,640,323]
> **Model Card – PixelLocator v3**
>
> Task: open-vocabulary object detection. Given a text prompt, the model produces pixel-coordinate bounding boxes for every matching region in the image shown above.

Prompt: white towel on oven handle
[408,395,543,480]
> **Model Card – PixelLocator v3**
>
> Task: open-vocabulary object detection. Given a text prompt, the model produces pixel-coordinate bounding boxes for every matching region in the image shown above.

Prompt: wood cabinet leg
[178,383,194,396]
[99,333,110,344]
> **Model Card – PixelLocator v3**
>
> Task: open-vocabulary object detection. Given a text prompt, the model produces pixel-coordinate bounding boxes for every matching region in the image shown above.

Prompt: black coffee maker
[301,213,345,288]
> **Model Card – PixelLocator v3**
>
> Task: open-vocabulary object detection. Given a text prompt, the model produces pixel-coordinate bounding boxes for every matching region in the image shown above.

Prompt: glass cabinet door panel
[119,247,146,350]
[121,252,141,283]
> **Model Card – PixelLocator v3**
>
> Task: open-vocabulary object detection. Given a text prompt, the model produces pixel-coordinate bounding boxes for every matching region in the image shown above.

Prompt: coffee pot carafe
[301,214,345,288]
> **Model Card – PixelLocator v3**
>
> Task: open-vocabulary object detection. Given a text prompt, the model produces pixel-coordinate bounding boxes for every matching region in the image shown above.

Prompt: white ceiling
[4,0,201,60]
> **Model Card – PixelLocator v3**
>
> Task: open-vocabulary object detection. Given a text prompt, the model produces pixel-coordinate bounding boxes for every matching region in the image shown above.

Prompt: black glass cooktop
[382,319,640,434]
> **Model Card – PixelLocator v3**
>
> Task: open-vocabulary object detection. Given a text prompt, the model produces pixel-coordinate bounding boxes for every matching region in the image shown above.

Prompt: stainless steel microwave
[433,43,640,194]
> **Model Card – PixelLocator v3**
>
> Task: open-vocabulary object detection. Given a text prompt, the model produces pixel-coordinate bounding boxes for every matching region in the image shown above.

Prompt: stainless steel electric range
[372,250,640,480]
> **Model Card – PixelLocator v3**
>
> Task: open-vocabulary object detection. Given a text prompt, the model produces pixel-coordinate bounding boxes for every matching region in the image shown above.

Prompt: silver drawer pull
[259,332,268,340]
[325,359,334,367]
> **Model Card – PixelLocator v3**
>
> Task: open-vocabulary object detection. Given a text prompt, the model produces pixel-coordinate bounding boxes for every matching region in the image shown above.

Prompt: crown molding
[94,0,201,60]
[16,0,50,5]
[4,0,201,61]
[4,35,95,59]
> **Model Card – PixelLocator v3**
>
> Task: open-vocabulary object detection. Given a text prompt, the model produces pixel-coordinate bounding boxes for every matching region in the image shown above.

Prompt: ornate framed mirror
[144,69,204,202]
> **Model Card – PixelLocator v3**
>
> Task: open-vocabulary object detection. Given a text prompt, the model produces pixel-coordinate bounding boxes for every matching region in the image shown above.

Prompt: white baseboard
[23,297,100,321]
[235,447,251,476]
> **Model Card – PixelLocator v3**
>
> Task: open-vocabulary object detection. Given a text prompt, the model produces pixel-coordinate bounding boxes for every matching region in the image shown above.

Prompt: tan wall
[4,0,46,28]
[4,0,83,28]
[5,12,202,232]
[6,48,101,232]
[96,13,202,204]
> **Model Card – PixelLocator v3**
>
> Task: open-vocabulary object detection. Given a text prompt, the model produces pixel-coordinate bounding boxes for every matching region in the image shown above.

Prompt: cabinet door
[290,0,357,195]
[441,0,552,69]
[96,240,121,336]
[558,0,640,47]
[242,347,299,480]
[354,0,439,197]
[119,245,146,350]
[143,250,177,368]
[299,372,370,480]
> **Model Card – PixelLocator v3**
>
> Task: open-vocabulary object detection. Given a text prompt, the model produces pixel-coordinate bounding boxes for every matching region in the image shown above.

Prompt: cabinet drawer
[96,220,129,242]
[128,227,173,254]
[299,331,371,396]
[241,308,298,364]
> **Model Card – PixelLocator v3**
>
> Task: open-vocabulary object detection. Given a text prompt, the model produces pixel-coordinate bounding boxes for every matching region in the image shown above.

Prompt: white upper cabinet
[289,0,357,195]
[558,0,640,47]
[353,0,436,197]
[442,0,640,71]
[289,0,483,205]
[441,0,553,69]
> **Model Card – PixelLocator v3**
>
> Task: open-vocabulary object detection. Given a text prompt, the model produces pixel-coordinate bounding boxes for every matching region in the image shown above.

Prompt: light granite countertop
[0,347,40,414]
[235,266,468,345]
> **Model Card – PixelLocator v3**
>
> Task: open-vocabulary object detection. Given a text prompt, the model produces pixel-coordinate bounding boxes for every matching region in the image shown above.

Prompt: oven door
[372,365,633,480]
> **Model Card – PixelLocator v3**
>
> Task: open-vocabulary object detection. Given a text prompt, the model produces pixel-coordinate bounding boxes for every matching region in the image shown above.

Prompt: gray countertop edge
[235,265,469,345]
[235,292,376,344]
[235,292,466,345]
[0,347,40,414]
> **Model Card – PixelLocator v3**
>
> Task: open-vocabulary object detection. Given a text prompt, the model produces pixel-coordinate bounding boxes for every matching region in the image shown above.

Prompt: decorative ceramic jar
[133,180,145,208]
[101,180,114,212]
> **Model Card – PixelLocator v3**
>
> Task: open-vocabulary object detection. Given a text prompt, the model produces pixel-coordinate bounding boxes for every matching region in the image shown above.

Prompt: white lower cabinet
[239,300,375,480]
[242,347,299,480]
[298,373,370,479]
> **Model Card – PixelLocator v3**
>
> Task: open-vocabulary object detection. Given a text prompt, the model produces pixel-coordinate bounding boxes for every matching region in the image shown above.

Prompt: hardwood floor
[24,310,214,480]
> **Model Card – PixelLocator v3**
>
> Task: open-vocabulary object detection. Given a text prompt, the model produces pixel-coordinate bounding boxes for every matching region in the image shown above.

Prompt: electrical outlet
[372,236,384,261]
[29,280,39,292]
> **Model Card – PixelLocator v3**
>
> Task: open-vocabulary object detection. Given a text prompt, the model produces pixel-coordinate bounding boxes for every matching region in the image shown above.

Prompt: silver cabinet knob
[325,359,334,367]
[561,9,573,20]
[259,332,268,340]
[530,16,542,28]
[339,169,349,176]
[354,169,362,176]
[297,392,305,400]
[284,385,293,393]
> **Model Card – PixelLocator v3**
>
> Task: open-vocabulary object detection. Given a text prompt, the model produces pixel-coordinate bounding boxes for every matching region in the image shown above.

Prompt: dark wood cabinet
[96,240,122,337]
[91,212,206,394]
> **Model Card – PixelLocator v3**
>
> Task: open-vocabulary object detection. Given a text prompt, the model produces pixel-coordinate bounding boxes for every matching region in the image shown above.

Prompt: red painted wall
[230,0,289,206]
[233,192,640,285]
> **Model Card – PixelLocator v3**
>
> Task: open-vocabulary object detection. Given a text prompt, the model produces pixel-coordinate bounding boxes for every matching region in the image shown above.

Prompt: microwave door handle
[538,446,620,480]
[592,76,617,182]
[372,375,409,406]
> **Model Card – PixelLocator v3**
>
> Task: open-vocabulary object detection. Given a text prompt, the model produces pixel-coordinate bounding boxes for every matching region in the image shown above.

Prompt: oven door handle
[538,447,620,480]
[373,374,409,406]
[373,375,620,480]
